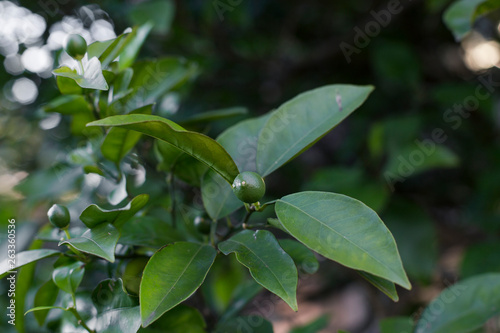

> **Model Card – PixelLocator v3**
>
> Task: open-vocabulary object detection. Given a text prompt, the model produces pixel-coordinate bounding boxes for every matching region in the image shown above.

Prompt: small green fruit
[64,34,87,60]
[47,204,70,229]
[232,171,266,203]
[194,216,211,235]
[123,258,148,295]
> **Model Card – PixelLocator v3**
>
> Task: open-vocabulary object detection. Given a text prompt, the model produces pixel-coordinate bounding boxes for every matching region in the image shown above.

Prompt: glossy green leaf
[87,38,115,59]
[101,104,153,164]
[42,95,91,115]
[201,113,272,220]
[218,230,298,311]
[290,315,329,333]
[416,273,500,332]
[358,271,398,301]
[278,239,319,275]
[138,305,206,333]
[91,279,141,333]
[52,261,85,295]
[33,279,60,325]
[79,194,149,228]
[214,316,274,333]
[275,191,411,289]
[140,242,217,327]
[53,57,109,90]
[118,216,184,248]
[443,0,491,41]
[87,115,239,184]
[59,224,120,262]
[256,84,374,176]
[380,316,414,333]
[118,23,153,71]
[99,32,134,68]
[0,249,60,279]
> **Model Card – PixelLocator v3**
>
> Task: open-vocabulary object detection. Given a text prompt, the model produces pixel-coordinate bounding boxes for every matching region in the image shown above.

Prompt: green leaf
[140,242,217,327]
[415,273,500,333]
[179,106,248,126]
[56,76,82,94]
[25,306,67,315]
[52,260,85,295]
[138,305,206,333]
[53,57,109,90]
[118,23,153,71]
[87,115,239,184]
[290,315,329,333]
[129,0,175,35]
[118,216,183,248]
[358,271,399,301]
[380,316,414,333]
[0,249,60,278]
[256,84,374,176]
[129,57,198,102]
[275,191,411,289]
[33,279,60,325]
[79,194,149,228]
[443,0,492,41]
[214,316,274,333]
[59,224,120,262]
[101,104,153,164]
[91,279,141,333]
[278,239,319,275]
[201,113,272,220]
[218,230,298,311]
[42,95,92,115]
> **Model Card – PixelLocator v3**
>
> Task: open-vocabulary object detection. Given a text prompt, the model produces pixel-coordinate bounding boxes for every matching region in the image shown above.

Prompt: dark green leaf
[33,279,60,325]
[101,104,153,164]
[91,279,141,333]
[278,239,319,274]
[358,271,399,301]
[87,115,239,184]
[415,273,500,333]
[52,261,85,295]
[0,249,60,278]
[275,192,411,289]
[138,305,206,333]
[56,76,82,94]
[218,230,298,311]
[140,242,217,327]
[118,216,184,248]
[79,194,149,228]
[218,279,263,324]
[42,95,92,115]
[59,224,120,262]
[256,85,374,176]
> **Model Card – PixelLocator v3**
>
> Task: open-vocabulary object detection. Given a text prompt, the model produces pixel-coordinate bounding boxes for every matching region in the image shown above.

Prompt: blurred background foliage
[1,0,500,332]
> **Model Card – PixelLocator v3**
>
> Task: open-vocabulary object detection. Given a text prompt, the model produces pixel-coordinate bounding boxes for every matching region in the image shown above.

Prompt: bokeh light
[11,78,38,104]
